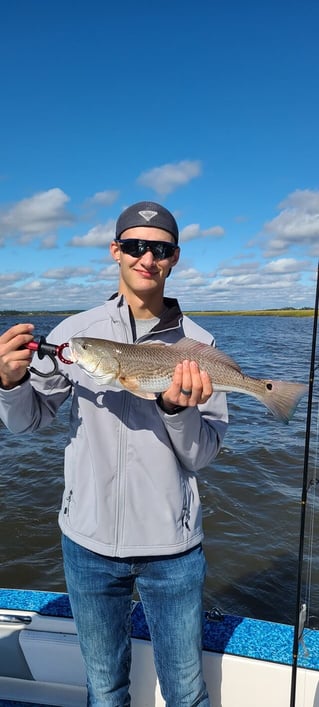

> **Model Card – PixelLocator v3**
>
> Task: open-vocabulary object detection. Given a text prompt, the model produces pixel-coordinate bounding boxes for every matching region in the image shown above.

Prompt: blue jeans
[62,535,210,707]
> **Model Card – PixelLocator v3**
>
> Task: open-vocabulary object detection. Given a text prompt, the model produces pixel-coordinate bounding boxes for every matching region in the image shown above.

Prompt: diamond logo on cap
[138,210,158,222]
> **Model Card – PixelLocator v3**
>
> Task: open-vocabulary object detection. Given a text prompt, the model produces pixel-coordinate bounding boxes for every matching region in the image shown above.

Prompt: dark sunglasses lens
[151,242,176,259]
[119,239,141,256]
[119,239,176,259]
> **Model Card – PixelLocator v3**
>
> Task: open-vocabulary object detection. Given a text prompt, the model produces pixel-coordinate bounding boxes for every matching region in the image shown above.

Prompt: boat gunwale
[1,588,319,671]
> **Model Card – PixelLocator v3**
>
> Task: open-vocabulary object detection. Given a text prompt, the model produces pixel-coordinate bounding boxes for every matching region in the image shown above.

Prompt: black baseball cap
[115,201,179,243]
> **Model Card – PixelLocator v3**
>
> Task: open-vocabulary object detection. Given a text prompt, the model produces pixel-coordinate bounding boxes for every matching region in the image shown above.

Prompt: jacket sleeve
[0,316,77,434]
[155,391,228,472]
[0,352,72,434]
[0,370,71,434]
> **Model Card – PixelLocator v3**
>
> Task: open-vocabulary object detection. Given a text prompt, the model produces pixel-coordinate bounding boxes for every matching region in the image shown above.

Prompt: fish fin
[259,380,308,423]
[118,375,157,400]
[173,337,242,372]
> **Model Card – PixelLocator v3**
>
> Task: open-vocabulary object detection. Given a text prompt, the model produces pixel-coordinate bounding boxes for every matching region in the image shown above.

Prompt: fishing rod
[290,261,319,707]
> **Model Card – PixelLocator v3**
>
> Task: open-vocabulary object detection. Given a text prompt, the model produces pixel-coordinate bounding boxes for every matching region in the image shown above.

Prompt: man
[0,201,228,706]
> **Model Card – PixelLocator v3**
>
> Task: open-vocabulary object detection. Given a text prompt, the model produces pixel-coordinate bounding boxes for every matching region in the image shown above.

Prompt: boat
[0,587,319,707]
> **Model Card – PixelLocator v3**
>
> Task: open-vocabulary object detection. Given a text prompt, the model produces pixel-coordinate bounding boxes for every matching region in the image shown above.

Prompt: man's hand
[160,360,213,411]
[0,323,34,389]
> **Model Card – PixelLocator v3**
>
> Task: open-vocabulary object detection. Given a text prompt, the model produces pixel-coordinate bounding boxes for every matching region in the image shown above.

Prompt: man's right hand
[0,323,35,389]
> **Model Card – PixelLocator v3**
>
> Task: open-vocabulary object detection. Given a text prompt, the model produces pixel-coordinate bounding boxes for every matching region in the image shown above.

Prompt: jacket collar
[107,293,182,333]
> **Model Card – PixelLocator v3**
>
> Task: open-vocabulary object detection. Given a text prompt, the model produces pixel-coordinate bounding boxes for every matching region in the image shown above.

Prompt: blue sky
[1,0,318,311]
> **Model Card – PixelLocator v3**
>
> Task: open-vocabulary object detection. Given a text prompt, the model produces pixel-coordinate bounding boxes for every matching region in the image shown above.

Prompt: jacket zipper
[113,301,185,550]
[63,490,73,516]
[181,481,191,530]
[182,507,191,531]
[113,308,132,553]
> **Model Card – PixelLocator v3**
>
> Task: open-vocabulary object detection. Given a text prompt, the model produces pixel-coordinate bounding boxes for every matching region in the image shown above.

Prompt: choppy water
[1,313,318,626]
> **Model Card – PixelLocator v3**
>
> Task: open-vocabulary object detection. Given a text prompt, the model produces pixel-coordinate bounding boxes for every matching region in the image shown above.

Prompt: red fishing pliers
[25,337,72,377]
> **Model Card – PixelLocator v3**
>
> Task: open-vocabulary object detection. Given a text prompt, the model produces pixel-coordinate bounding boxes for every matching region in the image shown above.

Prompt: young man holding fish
[0,201,229,706]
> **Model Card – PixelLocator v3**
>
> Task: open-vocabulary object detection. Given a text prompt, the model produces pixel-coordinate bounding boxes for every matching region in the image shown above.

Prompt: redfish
[69,336,308,423]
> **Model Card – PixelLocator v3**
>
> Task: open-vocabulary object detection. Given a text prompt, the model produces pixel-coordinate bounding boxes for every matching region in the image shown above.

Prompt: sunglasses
[117,238,177,260]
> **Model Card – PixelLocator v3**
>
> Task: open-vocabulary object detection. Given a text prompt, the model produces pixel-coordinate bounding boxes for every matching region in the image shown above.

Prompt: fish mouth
[68,341,78,363]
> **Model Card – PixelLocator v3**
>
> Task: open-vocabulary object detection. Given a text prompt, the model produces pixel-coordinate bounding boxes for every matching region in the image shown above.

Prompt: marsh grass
[185,309,314,317]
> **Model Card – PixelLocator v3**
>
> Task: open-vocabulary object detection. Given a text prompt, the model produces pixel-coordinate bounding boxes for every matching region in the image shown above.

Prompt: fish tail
[260,381,308,423]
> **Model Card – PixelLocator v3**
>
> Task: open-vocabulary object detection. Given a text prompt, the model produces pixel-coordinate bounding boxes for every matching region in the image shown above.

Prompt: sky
[1,0,319,312]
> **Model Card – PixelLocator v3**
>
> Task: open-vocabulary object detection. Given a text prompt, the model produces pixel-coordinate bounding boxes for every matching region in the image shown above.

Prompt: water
[0,313,318,626]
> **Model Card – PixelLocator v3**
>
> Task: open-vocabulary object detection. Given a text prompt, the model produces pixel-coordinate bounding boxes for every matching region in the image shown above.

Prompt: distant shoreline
[185,309,315,317]
[0,308,315,318]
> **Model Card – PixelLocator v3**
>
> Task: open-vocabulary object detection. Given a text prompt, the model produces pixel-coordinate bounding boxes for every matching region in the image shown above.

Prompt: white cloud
[175,268,202,279]
[95,264,120,279]
[42,267,93,280]
[263,257,306,274]
[40,234,58,249]
[208,273,262,290]
[0,255,316,312]
[0,186,317,312]
[174,267,205,282]
[216,262,260,277]
[137,160,202,195]
[279,190,319,213]
[27,280,42,290]
[0,188,74,243]
[69,220,116,247]
[0,271,32,283]
[180,223,224,242]
[263,189,319,256]
[86,190,119,206]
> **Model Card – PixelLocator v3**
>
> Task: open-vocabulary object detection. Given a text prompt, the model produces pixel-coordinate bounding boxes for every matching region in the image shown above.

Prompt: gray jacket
[0,295,228,557]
